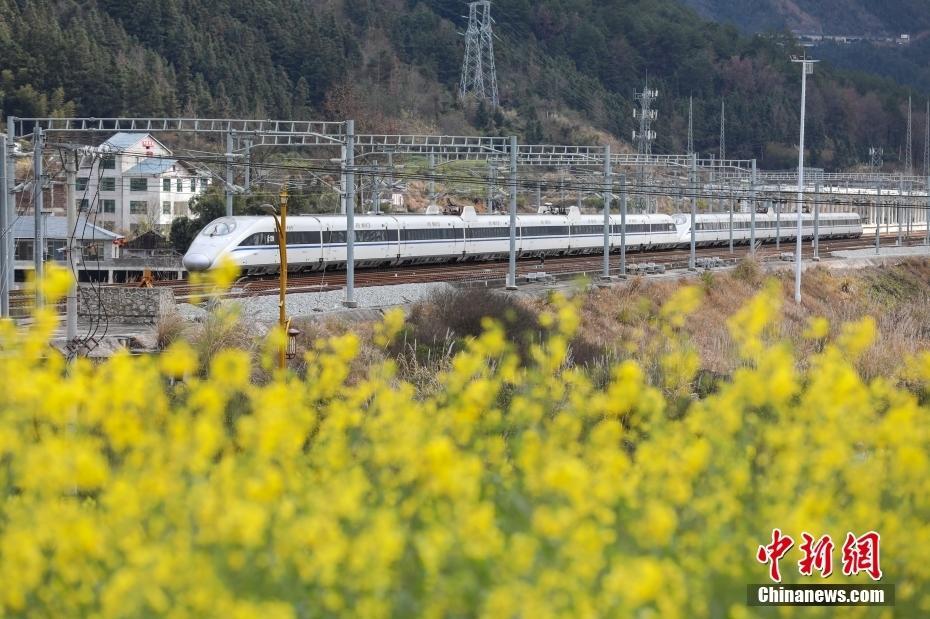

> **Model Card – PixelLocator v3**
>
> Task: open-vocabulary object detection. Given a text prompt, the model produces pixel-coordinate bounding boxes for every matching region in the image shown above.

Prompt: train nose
[183,253,212,272]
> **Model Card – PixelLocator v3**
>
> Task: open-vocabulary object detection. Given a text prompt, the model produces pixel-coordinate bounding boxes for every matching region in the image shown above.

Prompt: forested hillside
[681,0,930,36]
[0,0,923,170]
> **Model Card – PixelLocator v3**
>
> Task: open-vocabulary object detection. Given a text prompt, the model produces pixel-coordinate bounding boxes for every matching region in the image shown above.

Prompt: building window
[130,201,148,215]
[163,178,171,191]
[47,239,66,262]
[100,156,116,170]
[76,177,88,192]
[176,178,183,192]
[82,241,104,260]
[100,221,115,231]
[190,178,197,192]
[76,199,89,212]
[130,178,147,192]
[14,239,33,261]
[100,177,115,191]
[162,201,171,215]
[102,199,116,214]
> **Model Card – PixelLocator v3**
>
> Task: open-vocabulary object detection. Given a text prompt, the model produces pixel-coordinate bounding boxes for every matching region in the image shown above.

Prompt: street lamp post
[791,54,818,304]
[261,187,290,372]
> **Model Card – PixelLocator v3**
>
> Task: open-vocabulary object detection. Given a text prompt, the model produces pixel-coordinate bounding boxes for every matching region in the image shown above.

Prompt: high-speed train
[672,212,862,247]
[182,206,862,274]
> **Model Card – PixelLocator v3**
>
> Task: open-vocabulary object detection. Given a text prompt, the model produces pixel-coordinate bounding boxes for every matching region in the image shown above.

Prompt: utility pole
[791,54,817,304]
[719,99,726,161]
[813,182,821,261]
[244,138,253,191]
[875,179,881,255]
[0,134,8,317]
[225,130,234,217]
[688,153,697,271]
[924,99,930,180]
[64,151,78,344]
[459,1,499,108]
[905,95,913,177]
[4,121,12,308]
[343,120,357,308]
[602,144,611,281]
[926,171,930,245]
[428,151,437,205]
[898,175,904,246]
[507,135,517,290]
[688,96,694,155]
[750,159,757,257]
[33,126,45,307]
[619,173,628,278]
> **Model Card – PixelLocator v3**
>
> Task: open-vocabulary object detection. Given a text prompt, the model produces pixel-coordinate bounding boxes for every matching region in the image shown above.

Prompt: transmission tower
[632,82,658,211]
[459,1,499,108]
[869,146,883,176]
[719,99,726,160]
[905,95,913,175]
[633,84,658,156]
[688,97,694,155]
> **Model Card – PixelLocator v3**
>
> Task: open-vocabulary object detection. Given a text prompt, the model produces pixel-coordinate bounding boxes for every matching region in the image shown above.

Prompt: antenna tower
[459,1,499,108]
[720,99,726,160]
[905,95,913,175]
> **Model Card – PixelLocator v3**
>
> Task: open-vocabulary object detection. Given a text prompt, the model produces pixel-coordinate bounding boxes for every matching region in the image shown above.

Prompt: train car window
[356,229,390,243]
[571,225,603,236]
[285,231,321,245]
[523,226,569,237]
[239,233,278,247]
[402,228,461,241]
[322,231,347,244]
[466,227,511,239]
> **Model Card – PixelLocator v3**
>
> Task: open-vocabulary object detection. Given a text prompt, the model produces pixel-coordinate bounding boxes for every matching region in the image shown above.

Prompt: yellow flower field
[1,265,928,618]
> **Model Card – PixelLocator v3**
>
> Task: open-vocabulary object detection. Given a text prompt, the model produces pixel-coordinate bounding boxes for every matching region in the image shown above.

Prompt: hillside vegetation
[0,0,923,169]
[682,0,930,36]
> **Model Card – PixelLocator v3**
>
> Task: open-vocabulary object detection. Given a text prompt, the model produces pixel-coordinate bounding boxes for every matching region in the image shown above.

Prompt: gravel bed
[221,282,454,322]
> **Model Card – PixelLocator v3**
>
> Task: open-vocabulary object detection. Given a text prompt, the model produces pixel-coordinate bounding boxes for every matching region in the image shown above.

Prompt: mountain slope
[681,0,930,35]
[0,0,921,171]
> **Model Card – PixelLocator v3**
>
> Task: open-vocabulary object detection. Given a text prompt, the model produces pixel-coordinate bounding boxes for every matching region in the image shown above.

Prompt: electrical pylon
[633,81,658,211]
[459,1,499,108]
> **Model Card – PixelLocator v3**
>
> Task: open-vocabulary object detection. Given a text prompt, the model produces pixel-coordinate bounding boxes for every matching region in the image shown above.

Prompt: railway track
[9,234,926,315]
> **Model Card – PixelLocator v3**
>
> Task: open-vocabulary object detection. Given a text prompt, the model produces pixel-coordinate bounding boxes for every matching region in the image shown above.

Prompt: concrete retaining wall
[77,287,175,324]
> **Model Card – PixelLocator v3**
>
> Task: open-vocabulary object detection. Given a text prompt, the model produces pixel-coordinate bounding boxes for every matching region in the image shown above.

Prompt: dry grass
[566,258,930,383]
[175,259,930,396]
[156,310,188,350]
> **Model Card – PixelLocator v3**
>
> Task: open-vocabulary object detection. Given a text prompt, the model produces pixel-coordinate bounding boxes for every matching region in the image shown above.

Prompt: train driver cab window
[201,219,237,237]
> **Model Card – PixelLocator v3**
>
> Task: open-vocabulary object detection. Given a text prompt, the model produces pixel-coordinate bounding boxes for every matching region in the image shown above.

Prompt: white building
[78,133,211,236]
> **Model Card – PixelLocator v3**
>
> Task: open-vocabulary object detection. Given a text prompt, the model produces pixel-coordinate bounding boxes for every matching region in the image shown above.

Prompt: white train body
[182,206,862,273]
[673,212,862,247]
